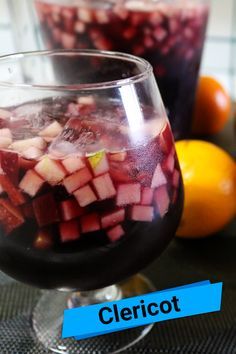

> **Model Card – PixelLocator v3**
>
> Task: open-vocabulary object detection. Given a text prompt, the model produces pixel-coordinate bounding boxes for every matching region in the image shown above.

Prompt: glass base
[32,274,155,353]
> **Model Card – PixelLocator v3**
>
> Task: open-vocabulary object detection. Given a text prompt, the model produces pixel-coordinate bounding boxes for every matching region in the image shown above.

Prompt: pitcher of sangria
[32,0,210,139]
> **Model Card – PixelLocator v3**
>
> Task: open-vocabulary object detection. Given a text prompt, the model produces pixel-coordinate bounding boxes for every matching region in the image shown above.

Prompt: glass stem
[67,285,122,308]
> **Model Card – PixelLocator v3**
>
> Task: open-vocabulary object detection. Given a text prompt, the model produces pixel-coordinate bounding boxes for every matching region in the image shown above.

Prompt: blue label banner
[62,281,222,341]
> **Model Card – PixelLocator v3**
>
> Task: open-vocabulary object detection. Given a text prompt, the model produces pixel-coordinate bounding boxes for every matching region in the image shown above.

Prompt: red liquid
[35,0,209,139]
[0,99,183,290]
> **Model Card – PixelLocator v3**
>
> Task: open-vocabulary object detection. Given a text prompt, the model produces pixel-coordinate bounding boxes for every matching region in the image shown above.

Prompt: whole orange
[192,76,231,134]
[176,140,236,238]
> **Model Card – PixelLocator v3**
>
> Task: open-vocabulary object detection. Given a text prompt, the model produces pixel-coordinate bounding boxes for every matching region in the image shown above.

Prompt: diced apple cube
[0,137,12,149]
[19,170,44,197]
[130,205,154,222]
[151,164,167,188]
[107,224,125,243]
[62,155,85,174]
[63,167,92,193]
[0,128,12,139]
[108,151,127,162]
[59,220,80,242]
[39,121,63,139]
[172,169,180,188]
[159,123,173,154]
[10,137,46,153]
[74,184,97,207]
[153,186,170,218]
[34,228,54,249]
[0,198,24,234]
[101,208,125,229]
[61,32,76,49]
[78,8,92,23]
[33,193,60,227]
[95,9,109,23]
[0,128,12,149]
[77,96,95,106]
[116,183,141,206]
[0,174,25,205]
[59,198,84,221]
[92,173,116,200]
[0,108,11,119]
[22,146,43,160]
[74,21,85,33]
[67,102,80,116]
[163,148,175,173]
[141,187,154,205]
[81,213,100,233]
[35,156,67,185]
[88,151,109,176]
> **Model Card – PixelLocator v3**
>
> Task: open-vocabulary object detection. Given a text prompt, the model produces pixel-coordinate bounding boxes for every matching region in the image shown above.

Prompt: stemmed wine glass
[0,50,183,353]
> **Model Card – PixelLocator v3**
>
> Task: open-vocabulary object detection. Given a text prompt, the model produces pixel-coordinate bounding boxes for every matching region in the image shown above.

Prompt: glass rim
[0,49,153,91]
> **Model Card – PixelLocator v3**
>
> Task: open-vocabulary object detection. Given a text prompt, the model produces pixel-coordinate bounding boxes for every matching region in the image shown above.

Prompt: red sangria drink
[0,50,183,352]
[34,0,209,139]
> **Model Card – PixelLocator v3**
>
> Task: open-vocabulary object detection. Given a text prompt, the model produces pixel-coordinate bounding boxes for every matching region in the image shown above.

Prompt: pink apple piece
[95,9,109,24]
[19,169,44,197]
[151,163,167,188]
[163,148,175,173]
[107,224,125,243]
[74,184,97,207]
[153,185,170,218]
[67,102,80,116]
[81,213,100,233]
[74,21,85,33]
[59,220,80,242]
[39,121,63,139]
[22,146,43,160]
[101,208,125,229]
[130,205,154,222]
[77,96,95,106]
[0,137,12,149]
[61,32,76,49]
[0,108,11,119]
[10,137,46,153]
[78,8,93,23]
[92,173,116,200]
[140,187,154,205]
[116,183,141,206]
[62,155,85,174]
[88,151,109,176]
[0,128,12,139]
[59,198,84,221]
[172,169,180,188]
[35,156,67,185]
[63,167,93,193]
